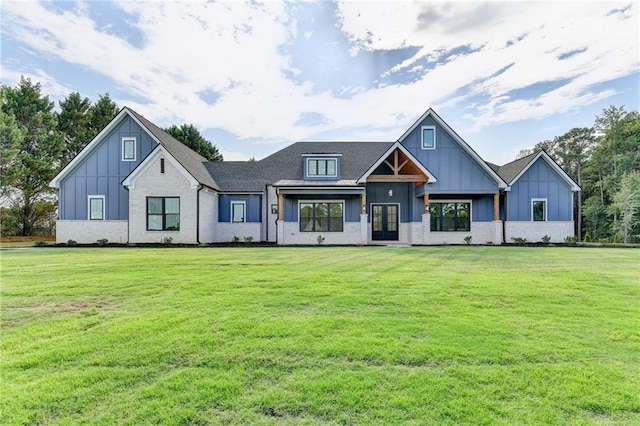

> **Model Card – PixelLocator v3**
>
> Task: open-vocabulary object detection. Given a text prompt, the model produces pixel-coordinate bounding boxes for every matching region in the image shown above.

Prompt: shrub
[541,235,551,244]
[34,240,48,247]
[463,235,472,245]
[161,236,173,246]
[598,238,609,244]
[96,238,109,246]
[583,231,592,242]
[67,239,78,246]
[563,236,577,246]
[231,236,240,244]
[317,235,325,244]
[243,236,253,244]
[511,237,527,246]
[612,233,620,244]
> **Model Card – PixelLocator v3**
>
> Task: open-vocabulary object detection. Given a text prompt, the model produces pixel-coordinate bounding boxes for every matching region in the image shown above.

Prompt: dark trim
[196,186,202,244]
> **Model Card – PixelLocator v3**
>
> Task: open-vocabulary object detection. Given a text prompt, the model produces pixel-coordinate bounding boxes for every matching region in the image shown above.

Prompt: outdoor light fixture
[388,189,393,196]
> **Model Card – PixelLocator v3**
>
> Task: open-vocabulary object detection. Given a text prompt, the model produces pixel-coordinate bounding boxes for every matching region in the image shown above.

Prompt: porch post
[360,193,368,244]
[277,192,285,244]
[492,192,503,245]
[421,192,430,244]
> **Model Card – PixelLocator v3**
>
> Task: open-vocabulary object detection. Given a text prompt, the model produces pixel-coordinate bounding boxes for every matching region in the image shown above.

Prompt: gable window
[300,202,343,232]
[429,202,470,232]
[122,137,136,161]
[421,126,436,149]
[306,158,337,177]
[231,202,246,223]
[532,199,547,221]
[147,197,180,231]
[88,196,105,220]
[160,158,165,174]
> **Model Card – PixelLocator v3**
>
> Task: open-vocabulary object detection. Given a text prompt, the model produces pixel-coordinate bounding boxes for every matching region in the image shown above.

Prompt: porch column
[422,192,430,245]
[492,192,503,245]
[360,193,368,244]
[277,192,285,244]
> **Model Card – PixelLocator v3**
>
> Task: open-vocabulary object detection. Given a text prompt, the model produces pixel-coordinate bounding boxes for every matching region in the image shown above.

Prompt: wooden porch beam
[367,174,428,182]
[278,192,284,221]
[493,192,499,221]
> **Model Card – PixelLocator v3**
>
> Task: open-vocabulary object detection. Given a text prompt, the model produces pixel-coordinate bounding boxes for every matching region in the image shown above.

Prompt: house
[49,107,580,245]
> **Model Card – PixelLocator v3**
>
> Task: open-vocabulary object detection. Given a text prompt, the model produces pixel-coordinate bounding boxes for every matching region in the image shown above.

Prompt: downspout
[265,184,269,242]
[502,191,507,244]
[196,185,203,244]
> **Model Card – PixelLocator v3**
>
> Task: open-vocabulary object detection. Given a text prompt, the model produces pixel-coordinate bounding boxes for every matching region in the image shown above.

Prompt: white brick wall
[217,223,262,243]
[56,220,128,244]
[425,221,496,245]
[505,221,574,243]
[128,155,198,244]
[199,189,217,243]
[279,221,362,245]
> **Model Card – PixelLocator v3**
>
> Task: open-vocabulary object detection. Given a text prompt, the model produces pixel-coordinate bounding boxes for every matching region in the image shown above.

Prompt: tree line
[516,105,640,243]
[1,77,222,236]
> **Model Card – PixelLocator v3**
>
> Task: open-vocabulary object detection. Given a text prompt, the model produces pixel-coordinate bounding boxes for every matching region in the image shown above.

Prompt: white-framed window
[532,198,547,221]
[122,137,136,161]
[429,200,471,232]
[88,195,105,220]
[231,201,246,223]
[421,126,436,149]
[306,158,338,178]
[299,201,344,232]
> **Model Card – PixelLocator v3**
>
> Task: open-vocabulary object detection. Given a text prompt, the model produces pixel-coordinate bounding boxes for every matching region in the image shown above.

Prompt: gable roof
[49,107,219,190]
[356,142,437,184]
[122,144,200,189]
[496,150,580,191]
[208,141,395,192]
[397,108,508,189]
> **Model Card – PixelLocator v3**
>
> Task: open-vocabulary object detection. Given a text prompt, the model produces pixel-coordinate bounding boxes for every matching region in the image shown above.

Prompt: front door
[372,204,399,241]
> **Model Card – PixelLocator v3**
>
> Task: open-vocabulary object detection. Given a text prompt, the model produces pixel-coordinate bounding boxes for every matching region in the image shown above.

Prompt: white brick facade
[505,221,574,243]
[55,220,128,244]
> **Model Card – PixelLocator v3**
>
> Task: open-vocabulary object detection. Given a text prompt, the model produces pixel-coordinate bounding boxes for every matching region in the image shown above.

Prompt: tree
[0,110,25,196]
[553,127,596,240]
[164,124,223,161]
[608,173,640,243]
[1,77,63,236]
[57,92,92,165]
[89,93,118,136]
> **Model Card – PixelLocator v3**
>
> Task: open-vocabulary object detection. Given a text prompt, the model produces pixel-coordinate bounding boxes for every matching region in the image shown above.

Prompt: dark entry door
[372,204,399,241]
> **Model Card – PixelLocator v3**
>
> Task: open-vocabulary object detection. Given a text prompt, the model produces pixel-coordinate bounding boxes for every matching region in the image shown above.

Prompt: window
[306,158,337,177]
[300,202,343,232]
[122,137,136,161]
[147,197,180,231]
[532,199,547,221]
[231,202,246,223]
[160,158,165,174]
[88,196,105,220]
[429,202,470,231]
[421,126,436,149]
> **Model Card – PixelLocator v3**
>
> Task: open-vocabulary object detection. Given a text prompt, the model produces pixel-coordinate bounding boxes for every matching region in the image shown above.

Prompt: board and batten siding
[218,194,262,222]
[58,116,156,220]
[506,159,573,221]
[401,117,499,194]
[282,195,361,223]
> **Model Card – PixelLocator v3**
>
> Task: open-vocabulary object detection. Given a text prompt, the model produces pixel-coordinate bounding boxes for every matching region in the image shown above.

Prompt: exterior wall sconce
[387,189,393,197]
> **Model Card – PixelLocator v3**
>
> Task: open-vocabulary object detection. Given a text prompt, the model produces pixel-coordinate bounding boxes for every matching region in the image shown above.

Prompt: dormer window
[304,155,340,179]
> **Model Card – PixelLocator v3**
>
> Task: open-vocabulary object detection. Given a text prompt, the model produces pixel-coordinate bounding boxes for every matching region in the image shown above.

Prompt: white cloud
[1,0,638,152]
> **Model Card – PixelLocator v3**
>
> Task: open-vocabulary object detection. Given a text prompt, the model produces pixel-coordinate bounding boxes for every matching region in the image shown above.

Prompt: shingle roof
[128,108,220,190]
[495,152,538,184]
[207,141,395,192]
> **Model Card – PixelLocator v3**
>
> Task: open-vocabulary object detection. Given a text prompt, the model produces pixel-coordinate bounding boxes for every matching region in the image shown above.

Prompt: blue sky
[1,1,638,164]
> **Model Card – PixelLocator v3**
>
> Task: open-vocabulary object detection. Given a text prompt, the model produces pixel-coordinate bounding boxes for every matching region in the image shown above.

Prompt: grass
[1,246,639,425]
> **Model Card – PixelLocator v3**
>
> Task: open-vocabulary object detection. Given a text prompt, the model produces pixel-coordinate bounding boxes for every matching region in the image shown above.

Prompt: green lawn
[1,246,639,425]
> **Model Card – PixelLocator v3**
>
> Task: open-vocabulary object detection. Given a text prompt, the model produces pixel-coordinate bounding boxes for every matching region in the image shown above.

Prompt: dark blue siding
[219,194,262,222]
[283,195,361,222]
[506,159,573,221]
[366,182,414,223]
[472,196,494,222]
[402,117,499,193]
[59,116,156,220]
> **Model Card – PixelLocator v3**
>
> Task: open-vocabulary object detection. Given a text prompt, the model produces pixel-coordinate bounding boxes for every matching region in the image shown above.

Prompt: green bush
[583,231,592,242]
[243,236,253,244]
[67,239,78,246]
[96,238,109,246]
[511,237,527,246]
[541,235,551,244]
[564,236,578,246]
[34,240,48,247]
[463,235,472,245]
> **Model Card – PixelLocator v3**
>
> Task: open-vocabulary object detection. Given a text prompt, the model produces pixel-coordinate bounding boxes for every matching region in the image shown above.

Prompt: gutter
[196,185,203,244]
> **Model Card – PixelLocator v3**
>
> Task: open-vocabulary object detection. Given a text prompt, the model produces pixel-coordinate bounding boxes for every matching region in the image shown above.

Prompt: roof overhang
[357,142,436,184]
[122,145,199,190]
[508,151,581,192]
[397,108,508,189]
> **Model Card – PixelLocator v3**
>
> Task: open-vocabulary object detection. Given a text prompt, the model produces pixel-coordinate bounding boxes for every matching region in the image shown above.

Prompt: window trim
[146,197,180,231]
[305,157,338,178]
[531,198,547,222]
[429,199,472,232]
[88,195,105,221]
[231,201,246,223]
[298,200,345,233]
[122,137,136,161]
[421,125,436,150]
